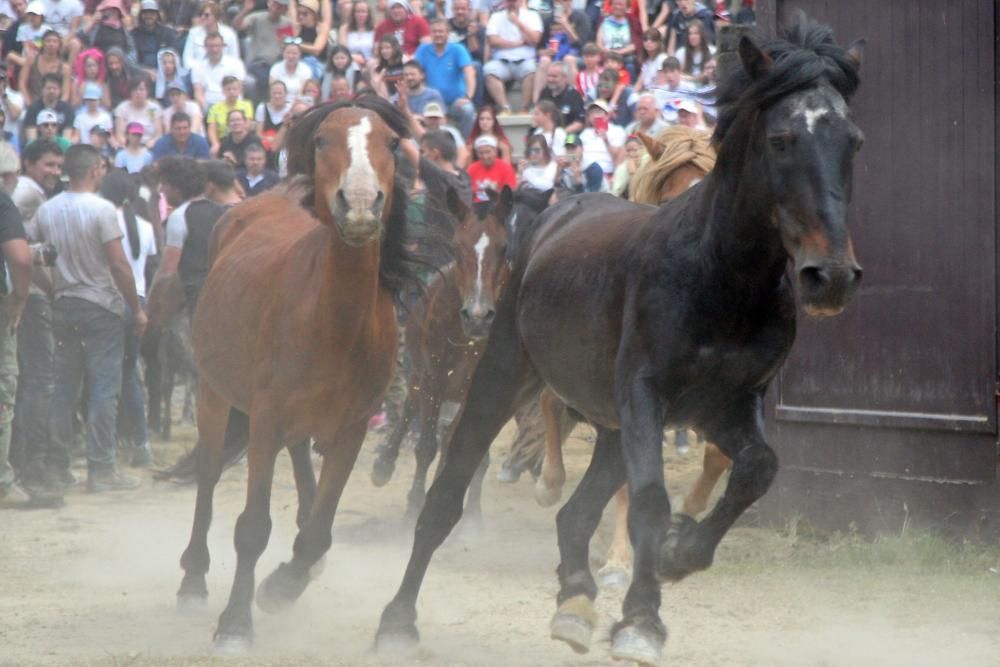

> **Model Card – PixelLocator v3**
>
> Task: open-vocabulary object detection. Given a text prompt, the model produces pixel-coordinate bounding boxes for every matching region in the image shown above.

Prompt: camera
[30,243,57,267]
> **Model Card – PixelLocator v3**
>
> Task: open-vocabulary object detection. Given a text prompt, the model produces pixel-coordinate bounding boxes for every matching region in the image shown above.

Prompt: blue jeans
[50,297,124,473]
[584,162,605,192]
[449,98,476,140]
[118,297,147,450]
[12,293,58,471]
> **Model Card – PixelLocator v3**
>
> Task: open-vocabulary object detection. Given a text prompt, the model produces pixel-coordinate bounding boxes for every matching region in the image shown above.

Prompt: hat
[167,82,186,94]
[96,0,125,14]
[298,0,319,12]
[36,109,59,125]
[388,0,412,11]
[126,121,144,135]
[563,132,579,146]
[675,98,699,114]
[25,0,43,15]
[83,82,102,100]
[422,101,444,118]
[587,98,611,113]
[90,124,111,135]
[473,135,498,150]
[139,0,159,11]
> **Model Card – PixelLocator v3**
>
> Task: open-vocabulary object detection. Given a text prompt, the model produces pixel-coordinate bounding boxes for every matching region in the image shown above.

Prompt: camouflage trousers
[0,309,19,491]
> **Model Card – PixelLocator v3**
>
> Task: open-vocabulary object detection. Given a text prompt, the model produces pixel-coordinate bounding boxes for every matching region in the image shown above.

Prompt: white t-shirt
[674,44,716,76]
[42,0,83,37]
[163,100,204,135]
[2,88,23,136]
[268,61,313,102]
[639,53,666,90]
[190,56,247,109]
[486,8,543,62]
[533,126,566,157]
[117,210,156,298]
[580,124,626,174]
[520,160,556,190]
[114,100,162,139]
[181,23,241,69]
[164,200,191,249]
[75,108,113,145]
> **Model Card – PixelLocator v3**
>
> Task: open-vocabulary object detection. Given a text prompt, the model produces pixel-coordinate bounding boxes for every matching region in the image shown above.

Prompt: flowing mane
[712,14,861,170]
[630,126,716,205]
[285,94,423,295]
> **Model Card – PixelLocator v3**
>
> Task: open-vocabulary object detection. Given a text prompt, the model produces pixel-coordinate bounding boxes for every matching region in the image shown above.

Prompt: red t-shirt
[374,16,430,56]
[467,159,517,201]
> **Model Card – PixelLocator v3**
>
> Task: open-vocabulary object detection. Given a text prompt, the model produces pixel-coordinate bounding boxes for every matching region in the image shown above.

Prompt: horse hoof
[495,465,521,483]
[534,478,562,507]
[213,633,253,656]
[255,564,307,614]
[176,592,208,612]
[374,627,420,656]
[370,459,395,487]
[657,514,708,583]
[549,594,596,654]
[308,555,327,580]
[597,564,632,591]
[610,625,664,666]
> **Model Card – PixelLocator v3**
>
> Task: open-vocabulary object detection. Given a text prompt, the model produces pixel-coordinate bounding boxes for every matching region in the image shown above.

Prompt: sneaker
[42,466,77,492]
[87,469,143,493]
[0,483,32,509]
[131,445,154,468]
[368,411,387,432]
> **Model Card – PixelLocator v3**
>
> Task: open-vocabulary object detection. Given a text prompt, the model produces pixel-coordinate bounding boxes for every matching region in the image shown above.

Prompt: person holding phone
[577,98,624,192]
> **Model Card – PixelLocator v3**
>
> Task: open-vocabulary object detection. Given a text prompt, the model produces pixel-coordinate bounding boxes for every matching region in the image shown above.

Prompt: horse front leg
[256,421,367,614]
[213,408,281,652]
[287,439,315,531]
[371,390,417,487]
[612,373,669,666]
[549,426,625,655]
[534,388,571,507]
[659,394,776,582]
[679,442,731,517]
[406,393,442,518]
[177,387,240,609]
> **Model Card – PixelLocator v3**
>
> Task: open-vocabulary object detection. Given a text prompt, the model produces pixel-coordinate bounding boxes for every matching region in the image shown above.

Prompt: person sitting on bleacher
[483,0,541,114]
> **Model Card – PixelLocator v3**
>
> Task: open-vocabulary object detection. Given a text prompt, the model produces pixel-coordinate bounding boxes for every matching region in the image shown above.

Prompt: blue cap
[83,82,103,101]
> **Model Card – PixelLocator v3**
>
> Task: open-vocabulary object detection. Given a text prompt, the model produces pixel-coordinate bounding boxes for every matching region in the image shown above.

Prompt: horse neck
[317,207,384,312]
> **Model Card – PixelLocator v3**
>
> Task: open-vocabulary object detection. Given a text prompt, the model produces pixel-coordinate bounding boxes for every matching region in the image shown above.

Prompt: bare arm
[462,64,475,100]
[60,63,71,101]
[16,54,31,106]
[193,82,207,115]
[232,0,255,32]
[1,238,31,331]
[156,244,181,278]
[3,93,21,121]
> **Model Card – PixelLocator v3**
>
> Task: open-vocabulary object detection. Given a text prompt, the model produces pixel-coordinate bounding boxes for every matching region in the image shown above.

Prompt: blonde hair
[630,125,716,205]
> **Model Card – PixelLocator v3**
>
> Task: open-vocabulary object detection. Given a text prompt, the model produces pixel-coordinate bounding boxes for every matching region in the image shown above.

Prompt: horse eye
[768,135,789,152]
[388,137,400,152]
[315,136,328,150]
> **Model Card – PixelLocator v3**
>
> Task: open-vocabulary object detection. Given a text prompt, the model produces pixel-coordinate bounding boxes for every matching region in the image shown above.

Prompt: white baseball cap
[473,135,498,150]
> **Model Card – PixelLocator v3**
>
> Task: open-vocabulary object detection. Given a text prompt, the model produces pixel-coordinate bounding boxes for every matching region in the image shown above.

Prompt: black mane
[285,94,426,296]
[713,14,861,159]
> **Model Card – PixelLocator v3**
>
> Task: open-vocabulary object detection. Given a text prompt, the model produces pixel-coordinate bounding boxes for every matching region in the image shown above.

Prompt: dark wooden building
[750,1,1000,535]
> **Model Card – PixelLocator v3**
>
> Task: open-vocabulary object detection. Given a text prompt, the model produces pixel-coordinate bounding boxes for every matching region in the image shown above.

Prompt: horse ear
[446,186,469,224]
[846,38,865,72]
[636,132,664,162]
[738,36,771,81]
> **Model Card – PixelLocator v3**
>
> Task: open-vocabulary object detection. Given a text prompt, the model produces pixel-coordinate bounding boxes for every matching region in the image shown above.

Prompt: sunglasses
[528,146,542,154]
[284,36,303,45]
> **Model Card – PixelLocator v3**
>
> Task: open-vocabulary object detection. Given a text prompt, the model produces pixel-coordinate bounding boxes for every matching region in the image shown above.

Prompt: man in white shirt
[40,0,81,38]
[578,98,624,186]
[190,32,247,112]
[483,0,541,113]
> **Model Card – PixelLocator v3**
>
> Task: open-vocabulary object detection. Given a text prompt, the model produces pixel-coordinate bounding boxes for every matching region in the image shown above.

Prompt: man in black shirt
[24,74,75,143]
[217,109,260,170]
[131,0,180,70]
[236,142,279,197]
[0,188,40,508]
[538,61,584,133]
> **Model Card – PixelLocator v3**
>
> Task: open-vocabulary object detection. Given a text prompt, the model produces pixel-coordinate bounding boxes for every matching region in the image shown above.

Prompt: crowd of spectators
[0,0,754,508]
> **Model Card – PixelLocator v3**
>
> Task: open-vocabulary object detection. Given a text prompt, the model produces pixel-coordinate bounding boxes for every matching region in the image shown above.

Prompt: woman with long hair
[293,0,333,80]
[105,47,142,108]
[99,169,158,467]
[635,28,666,93]
[467,104,512,165]
[674,19,715,79]
[255,79,291,167]
[321,45,361,100]
[370,34,404,98]
[531,100,566,157]
[72,48,110,109]
[154,48,189,107]
[339,0,375,65]
[20,30,71,105]
[114,77,163,148]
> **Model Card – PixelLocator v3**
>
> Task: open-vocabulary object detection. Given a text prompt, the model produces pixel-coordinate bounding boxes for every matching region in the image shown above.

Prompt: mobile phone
[593,116,609,132]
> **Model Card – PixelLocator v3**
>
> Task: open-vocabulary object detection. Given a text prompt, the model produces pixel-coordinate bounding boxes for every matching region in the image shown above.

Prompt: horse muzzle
[797,260,863,317]
[332,189,386,246]
[460,305,496,340]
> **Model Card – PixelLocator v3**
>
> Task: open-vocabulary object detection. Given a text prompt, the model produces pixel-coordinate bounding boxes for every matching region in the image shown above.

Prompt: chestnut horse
[533,125,732,588]
[176,96,424,650]
[377,19,864,665]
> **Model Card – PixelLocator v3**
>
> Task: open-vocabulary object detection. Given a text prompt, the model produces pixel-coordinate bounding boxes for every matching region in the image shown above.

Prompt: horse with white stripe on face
[173,96,428,652]
[370,187,517,521]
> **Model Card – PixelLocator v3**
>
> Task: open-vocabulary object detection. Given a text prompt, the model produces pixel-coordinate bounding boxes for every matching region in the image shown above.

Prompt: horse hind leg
[596,484,632,590]
[550,426,626,655]
[497,389,544,483]
[679,442,732,518]
[405,393,442,518]
[177,387,241,609]
[534,388,573,507]
[214,407,283,651]
[256,420,368,614]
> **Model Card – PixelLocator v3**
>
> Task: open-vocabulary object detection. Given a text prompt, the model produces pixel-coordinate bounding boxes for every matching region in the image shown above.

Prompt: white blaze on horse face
[473,231,490,315]
[792,92,847,135]
[341,116,378,223]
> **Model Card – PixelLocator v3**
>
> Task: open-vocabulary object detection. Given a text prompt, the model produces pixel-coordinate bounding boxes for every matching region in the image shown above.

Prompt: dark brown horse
[377,18,865,665]
[175,96,423,651]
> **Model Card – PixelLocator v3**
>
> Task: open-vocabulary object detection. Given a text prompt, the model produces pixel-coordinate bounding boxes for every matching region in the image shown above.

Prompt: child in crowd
[72,48,109,109]
[114,121,153,173]
[575,42,602,101]
[206,76,254,157]
[74,82,113,145]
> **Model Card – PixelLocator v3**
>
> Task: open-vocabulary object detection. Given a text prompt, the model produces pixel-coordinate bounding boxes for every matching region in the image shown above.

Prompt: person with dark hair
[35,144,146,493]
[99,168,156,466]
[236,142,279,197]
[418,128,471,227]
[373,0,429,57]
[216,108,259,169]
[23,72,75,142]
[155,155,224,314]
[131,0,178,70]
[190,30,246,111]
[83,0,138,60]
[151,110,210,159]
[232,0,293,102]
[665,0,716,55]
[202,158,241,206]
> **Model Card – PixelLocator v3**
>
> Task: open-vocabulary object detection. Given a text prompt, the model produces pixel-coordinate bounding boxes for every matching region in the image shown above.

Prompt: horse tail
[153,408,250,484]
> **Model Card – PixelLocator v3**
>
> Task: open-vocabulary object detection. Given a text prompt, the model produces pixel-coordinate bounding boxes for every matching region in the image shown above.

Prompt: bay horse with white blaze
[376,18,864,666]
[176,96,422,651]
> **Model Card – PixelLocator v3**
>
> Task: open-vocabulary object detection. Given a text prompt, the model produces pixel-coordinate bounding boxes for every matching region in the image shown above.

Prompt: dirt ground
[2,421,999,667]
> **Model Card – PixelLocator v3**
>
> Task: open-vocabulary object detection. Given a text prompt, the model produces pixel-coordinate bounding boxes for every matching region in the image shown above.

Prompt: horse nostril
[483,310,495,324]
[460,308,472,322]
[373,190,385,210]
[851,265,864,285]
[799,265,829,293]
[336,189,349,210]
